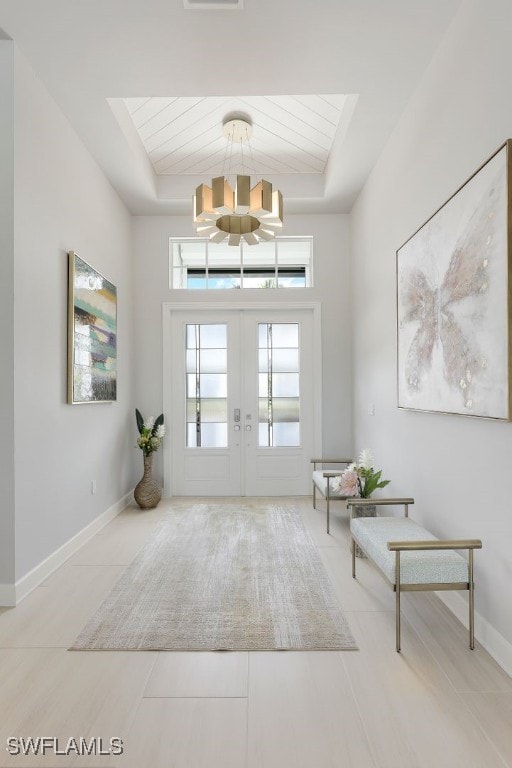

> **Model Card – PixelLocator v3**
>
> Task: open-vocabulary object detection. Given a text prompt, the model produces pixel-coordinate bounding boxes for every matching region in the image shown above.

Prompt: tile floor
[0,497,510,768]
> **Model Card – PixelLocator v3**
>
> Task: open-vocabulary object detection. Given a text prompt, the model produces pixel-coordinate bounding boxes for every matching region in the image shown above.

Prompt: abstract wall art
[397,141,512,419]
[67,251,117,404]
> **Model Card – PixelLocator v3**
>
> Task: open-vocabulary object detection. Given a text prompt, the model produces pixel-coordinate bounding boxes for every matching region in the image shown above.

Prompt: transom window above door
[170,237,312,289]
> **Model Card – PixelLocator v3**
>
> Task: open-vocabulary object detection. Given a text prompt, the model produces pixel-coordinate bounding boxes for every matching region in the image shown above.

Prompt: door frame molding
[162,300,322,496]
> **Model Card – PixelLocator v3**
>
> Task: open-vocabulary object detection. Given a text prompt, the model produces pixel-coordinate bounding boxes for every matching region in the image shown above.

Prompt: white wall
[0,40,15,596]
[132,214,352,484]
[351,0,512,671]
[12,47,136,583]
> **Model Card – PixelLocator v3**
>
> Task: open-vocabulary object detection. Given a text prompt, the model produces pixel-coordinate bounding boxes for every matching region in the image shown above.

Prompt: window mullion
[171,236,312,289]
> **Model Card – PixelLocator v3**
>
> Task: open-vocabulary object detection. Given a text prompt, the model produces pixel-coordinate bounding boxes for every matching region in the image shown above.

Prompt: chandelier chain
[222,128,231,176]
[228,130,235,177]
[240,134,245,175]
[247,128,257,179]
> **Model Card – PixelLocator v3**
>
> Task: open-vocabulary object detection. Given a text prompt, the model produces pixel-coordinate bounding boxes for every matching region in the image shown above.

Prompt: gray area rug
[71,502,357,651]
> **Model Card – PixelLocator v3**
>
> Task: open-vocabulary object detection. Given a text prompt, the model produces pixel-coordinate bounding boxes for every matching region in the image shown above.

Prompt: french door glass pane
[187,348,227,373]
[272,423,300,447]
[258,323,300,447]
[186,374,227,398]
[258,348,299,372]
[258,323,298,348]
[186,324,226,349]
[258,373,299,398]
[186,324,228,447]
[187,423,228,448]
[258,397,300,422]
[187,398,228,423]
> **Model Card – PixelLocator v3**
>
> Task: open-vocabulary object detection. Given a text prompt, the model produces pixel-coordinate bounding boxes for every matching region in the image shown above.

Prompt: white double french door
[167,307,318,496]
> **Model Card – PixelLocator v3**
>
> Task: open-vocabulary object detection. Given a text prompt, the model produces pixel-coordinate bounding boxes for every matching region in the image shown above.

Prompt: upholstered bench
[347,498,482,652]
[311,458,353,533]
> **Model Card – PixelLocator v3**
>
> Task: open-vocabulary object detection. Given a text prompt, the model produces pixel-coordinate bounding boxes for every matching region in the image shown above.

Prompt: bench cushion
[312,470,348,498]
[350,517,469,586]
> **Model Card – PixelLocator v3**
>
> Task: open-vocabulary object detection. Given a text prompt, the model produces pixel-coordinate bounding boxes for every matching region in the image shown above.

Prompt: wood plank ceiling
[124,95,346,176]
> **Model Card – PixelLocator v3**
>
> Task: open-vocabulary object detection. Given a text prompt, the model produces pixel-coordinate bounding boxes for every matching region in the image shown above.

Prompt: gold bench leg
[469,549,475,650]
[395,551,401,653]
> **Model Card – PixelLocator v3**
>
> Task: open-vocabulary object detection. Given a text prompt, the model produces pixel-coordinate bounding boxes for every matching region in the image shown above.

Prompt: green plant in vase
[333,448,390,558]
[333,448,390,498]
[134,409,165,509]
[135,410,165,456]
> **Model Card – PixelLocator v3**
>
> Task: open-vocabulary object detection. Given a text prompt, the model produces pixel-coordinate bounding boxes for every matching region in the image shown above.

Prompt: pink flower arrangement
[333,449,390,498]
[338,469,360,497]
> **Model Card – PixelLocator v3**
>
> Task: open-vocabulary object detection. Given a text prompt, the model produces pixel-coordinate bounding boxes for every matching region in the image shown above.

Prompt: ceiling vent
[183,0,243,8]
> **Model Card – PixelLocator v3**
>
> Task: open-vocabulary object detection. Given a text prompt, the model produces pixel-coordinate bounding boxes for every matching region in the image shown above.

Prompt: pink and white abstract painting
[397,143,511,419]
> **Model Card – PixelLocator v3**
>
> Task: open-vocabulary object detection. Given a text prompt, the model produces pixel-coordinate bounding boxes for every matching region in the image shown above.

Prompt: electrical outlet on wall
[91,480,97,495]
[368,403,375,416]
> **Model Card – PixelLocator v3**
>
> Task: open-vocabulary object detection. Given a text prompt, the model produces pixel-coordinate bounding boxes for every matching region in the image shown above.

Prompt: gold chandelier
[193,116,283,246]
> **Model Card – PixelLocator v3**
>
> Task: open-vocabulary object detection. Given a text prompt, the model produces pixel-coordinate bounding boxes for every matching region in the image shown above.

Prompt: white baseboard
[0,584,16,607]
[438,591,512,678]
[4,490,134,607]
